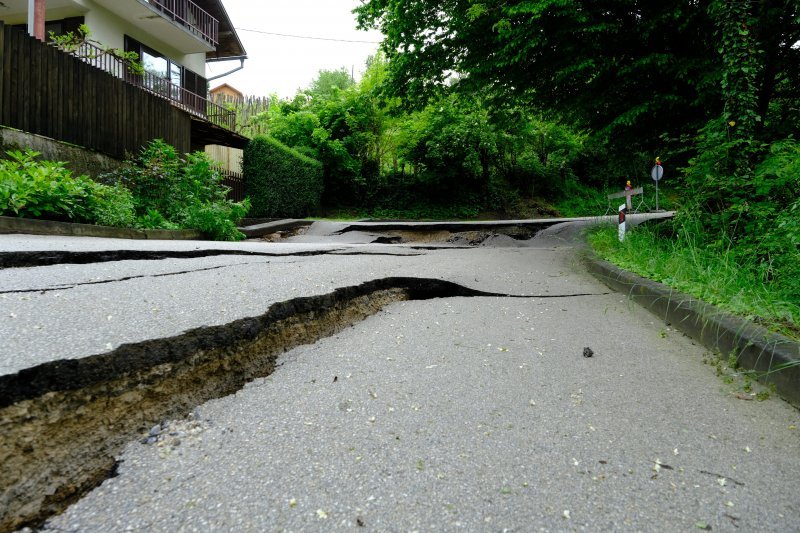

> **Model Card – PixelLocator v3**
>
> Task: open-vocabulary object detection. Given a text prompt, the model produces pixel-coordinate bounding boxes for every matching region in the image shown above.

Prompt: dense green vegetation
[101,139,250,240]
[589,223,799,341]
[1,149,136,227]
[237,59,604,219]
[0,142,249,240]
[225,0,795,333]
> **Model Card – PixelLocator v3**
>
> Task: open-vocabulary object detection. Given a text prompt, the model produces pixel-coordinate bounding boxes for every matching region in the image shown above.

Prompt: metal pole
[27,0,35,37]
[655,178,659,211]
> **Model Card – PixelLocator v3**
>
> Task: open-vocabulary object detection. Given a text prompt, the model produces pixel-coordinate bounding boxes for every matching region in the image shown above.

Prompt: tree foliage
[252,58,590,215]
[356,0,799,168]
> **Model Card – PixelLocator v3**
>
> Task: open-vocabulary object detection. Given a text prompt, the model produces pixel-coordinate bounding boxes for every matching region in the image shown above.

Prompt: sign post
[650,157,664,211]
[618,203,627,242]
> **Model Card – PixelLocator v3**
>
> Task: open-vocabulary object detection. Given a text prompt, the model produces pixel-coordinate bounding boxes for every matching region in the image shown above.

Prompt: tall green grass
[587,223,799,340]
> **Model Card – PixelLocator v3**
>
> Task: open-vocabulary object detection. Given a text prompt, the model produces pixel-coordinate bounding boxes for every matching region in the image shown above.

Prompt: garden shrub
[0,149,135,226]
[102,139,250,240]
[84,182,136,228]
[243,135,323,217]
[181,200,251,241]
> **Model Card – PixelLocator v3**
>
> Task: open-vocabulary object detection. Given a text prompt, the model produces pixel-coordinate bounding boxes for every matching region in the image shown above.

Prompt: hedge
[243,136,323,218]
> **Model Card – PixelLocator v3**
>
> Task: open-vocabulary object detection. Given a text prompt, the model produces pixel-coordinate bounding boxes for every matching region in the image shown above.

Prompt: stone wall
[0,126,123,179]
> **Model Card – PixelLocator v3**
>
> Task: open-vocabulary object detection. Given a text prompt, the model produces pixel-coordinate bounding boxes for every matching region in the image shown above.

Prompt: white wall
[0,0,208,76]
[83,1,206,76]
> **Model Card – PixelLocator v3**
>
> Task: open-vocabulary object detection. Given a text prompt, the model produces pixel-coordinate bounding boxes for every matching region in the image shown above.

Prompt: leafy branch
[49,24,144,76]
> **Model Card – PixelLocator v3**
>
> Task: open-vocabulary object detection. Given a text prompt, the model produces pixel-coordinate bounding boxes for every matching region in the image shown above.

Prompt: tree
[356,1,799,168]
[307,68,355,103]
[400,93,497,194]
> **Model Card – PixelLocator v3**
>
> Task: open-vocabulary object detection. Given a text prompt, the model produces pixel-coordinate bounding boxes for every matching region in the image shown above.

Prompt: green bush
[84,182,136,227]
[243,135,323,217]
[101,140,250,240]
[0,149,135,226]
[181,199,251,241]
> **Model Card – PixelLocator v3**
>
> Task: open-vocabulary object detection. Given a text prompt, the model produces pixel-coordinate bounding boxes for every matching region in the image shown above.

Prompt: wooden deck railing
[0,23,193,158]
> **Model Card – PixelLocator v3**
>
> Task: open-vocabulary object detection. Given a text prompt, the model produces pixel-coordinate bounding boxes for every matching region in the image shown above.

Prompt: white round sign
[651,164,664,181]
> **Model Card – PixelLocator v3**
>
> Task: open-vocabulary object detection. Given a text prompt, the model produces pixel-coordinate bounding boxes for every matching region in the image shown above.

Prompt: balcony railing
[54,39,235,130]
[147,0,219,46]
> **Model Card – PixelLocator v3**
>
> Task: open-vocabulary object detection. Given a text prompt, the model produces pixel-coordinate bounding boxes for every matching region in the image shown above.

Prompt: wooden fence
[210,94,272,138]
[222,170,246,202]
[205,144,246,201]
[0,22,192,159]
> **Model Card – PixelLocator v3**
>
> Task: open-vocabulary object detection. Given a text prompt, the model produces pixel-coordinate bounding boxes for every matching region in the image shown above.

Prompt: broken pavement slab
[237,219,313,238]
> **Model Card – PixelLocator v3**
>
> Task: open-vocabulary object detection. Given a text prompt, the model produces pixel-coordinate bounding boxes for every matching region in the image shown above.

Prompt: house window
[124,35,207,107]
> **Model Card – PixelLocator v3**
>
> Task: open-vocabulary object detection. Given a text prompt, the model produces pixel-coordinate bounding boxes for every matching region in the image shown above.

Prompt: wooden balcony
[146,0,219,47]
[57,38,235,131]
[0,23,247,162]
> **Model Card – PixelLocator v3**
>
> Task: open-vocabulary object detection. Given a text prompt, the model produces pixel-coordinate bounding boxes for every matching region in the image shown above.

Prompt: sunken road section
[0,277,512,532]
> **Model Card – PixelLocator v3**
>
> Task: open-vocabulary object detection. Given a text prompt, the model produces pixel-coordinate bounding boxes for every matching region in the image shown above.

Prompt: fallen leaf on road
[733,392,753,400]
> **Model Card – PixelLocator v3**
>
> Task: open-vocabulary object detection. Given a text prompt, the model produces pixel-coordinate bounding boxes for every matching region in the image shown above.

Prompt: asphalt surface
[2,220,799,532]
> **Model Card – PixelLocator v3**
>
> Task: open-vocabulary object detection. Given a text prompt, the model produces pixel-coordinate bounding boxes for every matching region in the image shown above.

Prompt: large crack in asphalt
[0,261,267,294]
[0,248,426,269]
[0,277,609,532]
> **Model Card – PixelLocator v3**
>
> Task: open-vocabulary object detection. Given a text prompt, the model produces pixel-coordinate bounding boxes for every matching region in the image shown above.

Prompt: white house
[0,0,246,117]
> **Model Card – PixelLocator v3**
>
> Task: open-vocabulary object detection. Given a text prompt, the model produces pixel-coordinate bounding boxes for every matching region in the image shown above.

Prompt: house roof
[200,0,247,60]
[210,83,244,98]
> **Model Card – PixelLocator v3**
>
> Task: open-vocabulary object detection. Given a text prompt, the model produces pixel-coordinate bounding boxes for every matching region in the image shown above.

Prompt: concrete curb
[585,255,800,406]
[0,216,205,240]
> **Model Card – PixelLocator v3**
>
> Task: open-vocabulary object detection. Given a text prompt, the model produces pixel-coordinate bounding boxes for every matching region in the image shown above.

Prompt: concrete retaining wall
[0,216,204,240]
[1,127,122,179]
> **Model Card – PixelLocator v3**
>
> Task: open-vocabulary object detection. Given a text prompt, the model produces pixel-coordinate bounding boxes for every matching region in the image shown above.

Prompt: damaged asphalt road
[1,220,799,532]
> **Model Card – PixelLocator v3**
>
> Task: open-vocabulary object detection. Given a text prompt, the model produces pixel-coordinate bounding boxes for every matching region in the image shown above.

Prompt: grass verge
[587,223,799,341]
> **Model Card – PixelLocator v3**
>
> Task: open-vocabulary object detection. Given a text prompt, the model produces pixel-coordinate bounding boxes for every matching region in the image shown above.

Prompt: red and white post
[618,203,627,242]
